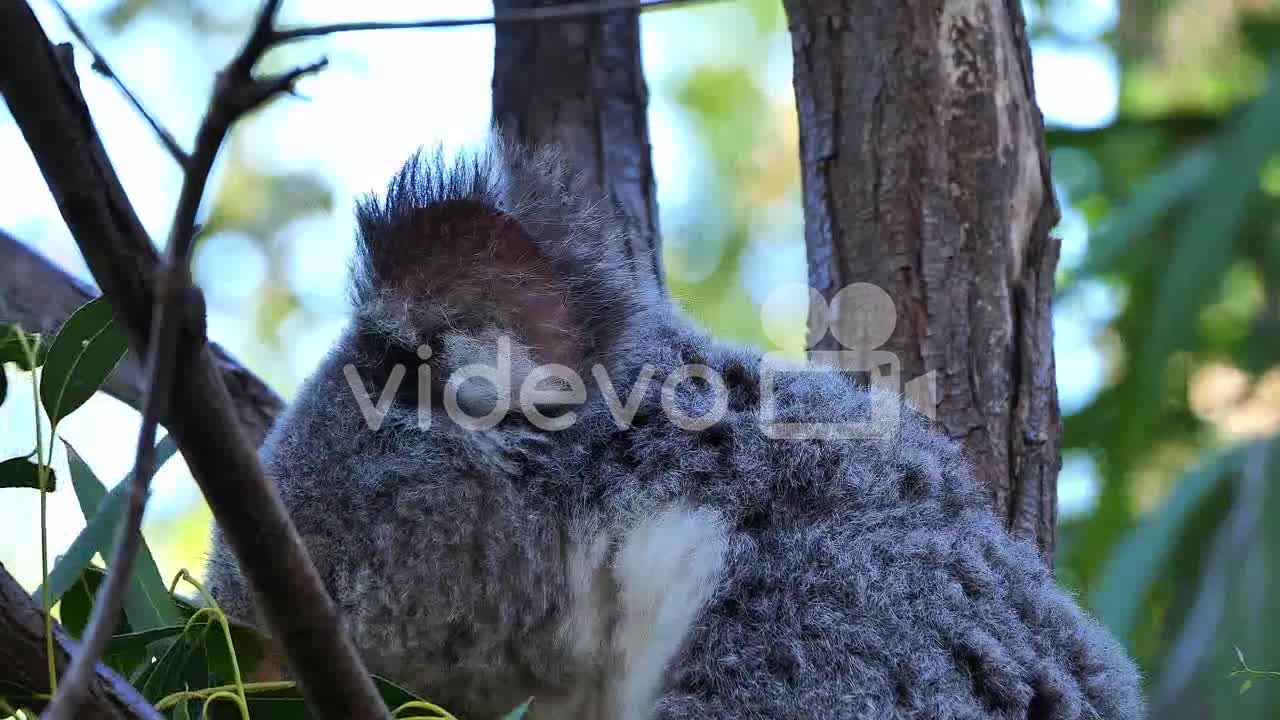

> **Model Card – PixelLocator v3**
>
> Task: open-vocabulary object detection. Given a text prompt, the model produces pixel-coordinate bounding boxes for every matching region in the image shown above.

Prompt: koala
[204,137,1145,720]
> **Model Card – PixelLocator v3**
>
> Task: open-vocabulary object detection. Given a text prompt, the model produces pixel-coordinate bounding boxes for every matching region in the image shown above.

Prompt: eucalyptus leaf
[38,296,129,425]
[134,622,205,704]
[0,323,45,370]
[1132,70,1280,423]
[108,624,189,656]
[1069,148,1213,283]
[65,438,183,631]
[1089,446,1246,642]
[1255,440,1280,710]
[59,565,121,639]
[33,437,180,614]
[0,455,55,491]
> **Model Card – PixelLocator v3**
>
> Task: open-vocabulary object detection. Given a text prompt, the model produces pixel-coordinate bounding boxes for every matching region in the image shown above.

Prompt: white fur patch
[543,507,727,719]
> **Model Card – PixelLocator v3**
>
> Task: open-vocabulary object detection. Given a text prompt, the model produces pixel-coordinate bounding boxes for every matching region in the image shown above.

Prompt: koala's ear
[350,141,658,369]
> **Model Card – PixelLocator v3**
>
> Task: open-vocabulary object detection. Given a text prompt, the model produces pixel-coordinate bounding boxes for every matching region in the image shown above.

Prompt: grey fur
[205,137,1144,720]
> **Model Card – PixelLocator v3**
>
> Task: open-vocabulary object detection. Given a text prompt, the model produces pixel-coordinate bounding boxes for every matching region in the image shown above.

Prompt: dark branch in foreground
[48,0,189,167]
[0,230,284,446]
[272,0,704,42]
[0,563,162,720]
[0,1,386,717]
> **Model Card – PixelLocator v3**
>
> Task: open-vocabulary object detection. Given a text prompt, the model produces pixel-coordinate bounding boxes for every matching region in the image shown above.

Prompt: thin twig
[47,0,190,167]
[40,0,361,717]
[271,0,705,42]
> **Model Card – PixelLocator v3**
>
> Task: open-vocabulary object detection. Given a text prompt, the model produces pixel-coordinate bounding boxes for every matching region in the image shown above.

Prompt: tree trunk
[0,563,161,719]
[492,0,665,295]
[783,0,1062,561]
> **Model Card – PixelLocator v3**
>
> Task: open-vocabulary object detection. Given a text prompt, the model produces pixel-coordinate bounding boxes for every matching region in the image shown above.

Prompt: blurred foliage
[1045,0,1280,714]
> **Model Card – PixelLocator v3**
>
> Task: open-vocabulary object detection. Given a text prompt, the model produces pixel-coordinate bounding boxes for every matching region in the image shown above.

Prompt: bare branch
[0,1,386,717]
[0,230,284,445]
[272,0,704,43]
[0,562,162,720]
[47,0,190,167]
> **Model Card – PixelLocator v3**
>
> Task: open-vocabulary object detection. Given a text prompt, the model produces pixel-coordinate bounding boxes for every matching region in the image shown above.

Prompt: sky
[0,0,1123,586]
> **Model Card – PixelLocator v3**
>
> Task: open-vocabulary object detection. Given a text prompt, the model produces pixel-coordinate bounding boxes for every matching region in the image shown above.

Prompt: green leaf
[1241,13,1280,54]
[1070,148,1213,283]
[1240,678,1254,695]
[1255,438,1280,710]
[38,297,129,425]
[1132,69,1280,424]
[500,698,533,720]
[0,323,45,370]
[0,455,55,491]
[33,437,180,614]
[108,625,188,654]
[1089,446,1246,642]
[58,563,127,635]
[133,622,206,704]
[120,617,267,711]
[205,620,265,683]
[57,566,152,678]
[59,565,108,638]
[64,439,183,631]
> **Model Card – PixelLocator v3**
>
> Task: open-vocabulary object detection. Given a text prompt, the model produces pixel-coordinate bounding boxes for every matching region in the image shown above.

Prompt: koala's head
[347,139,670,406]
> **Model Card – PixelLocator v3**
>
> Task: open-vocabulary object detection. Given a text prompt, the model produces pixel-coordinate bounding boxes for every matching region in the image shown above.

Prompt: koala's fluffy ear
[350,138,660,369]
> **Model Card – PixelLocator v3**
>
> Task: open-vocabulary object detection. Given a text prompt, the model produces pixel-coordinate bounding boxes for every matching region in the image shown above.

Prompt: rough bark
[0,4,386,717]
[0,229,283,446]
[783,0,1062,560]
[493,0,665,294]
[0,563,161,719]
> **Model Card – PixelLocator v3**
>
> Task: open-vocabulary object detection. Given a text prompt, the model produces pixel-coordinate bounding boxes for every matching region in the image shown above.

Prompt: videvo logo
[342,282,938,441]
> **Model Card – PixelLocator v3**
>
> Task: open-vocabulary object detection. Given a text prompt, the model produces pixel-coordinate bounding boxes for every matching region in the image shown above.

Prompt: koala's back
[540,334,1140,720]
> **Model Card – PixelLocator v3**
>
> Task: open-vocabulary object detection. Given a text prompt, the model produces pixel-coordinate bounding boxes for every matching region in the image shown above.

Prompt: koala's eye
[356,335,427,408]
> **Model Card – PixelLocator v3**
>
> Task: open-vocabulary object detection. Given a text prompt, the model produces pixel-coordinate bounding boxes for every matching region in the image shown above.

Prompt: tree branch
[0,230,284,446]
[272,0,703,42]
[0,1,386,717]
[48,0,189,167]
[0,562,162,720]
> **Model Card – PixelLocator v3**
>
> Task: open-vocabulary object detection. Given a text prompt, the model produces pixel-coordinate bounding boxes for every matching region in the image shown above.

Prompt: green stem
[16,331,56,696]
[153,681,295,711]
